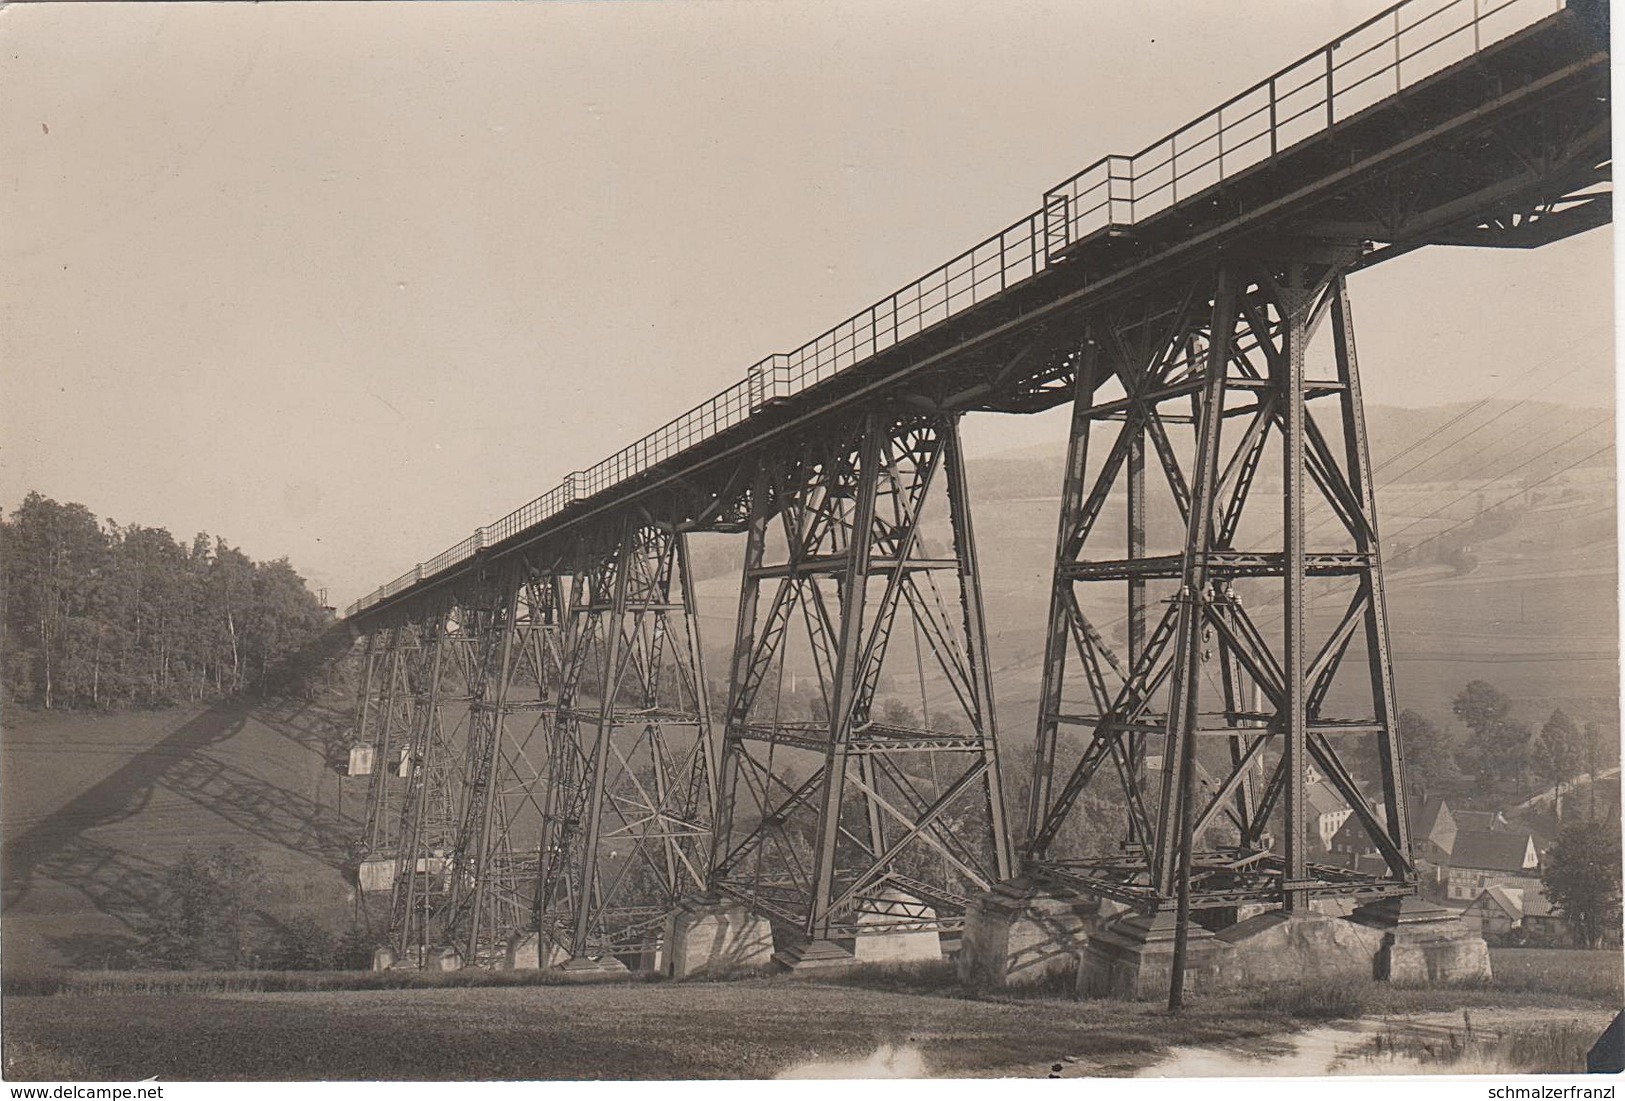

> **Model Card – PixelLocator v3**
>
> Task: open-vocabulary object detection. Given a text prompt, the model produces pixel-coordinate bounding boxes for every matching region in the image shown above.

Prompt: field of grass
[2,974,1291,1081]
[4,949,1618,1081]
[1483,948,1625,1000]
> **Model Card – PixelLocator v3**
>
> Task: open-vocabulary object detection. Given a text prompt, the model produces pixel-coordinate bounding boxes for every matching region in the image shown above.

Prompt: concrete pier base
[1216,909,1386,985]
[1080,910,1232,999]
[622,946,666,974]
[957,878,1099,988]
[853,891,942,964]
[664,897,776,979]
[852,927,941,964]
[553,954,633,983]
[427,945,463,971]
[1352,895,1492,982]
[505,933,541,970]
[773,938,856,973]
[347,744,376,776]
[371,946,397,971]
[505,932,572,970]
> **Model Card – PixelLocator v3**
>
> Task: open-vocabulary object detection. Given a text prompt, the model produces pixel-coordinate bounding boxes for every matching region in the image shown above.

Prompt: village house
[1465,880,1570,945]
[1452,808,1511,833]
[1446,829,1540,900]
[1328,814,1372,863]
[1411,797,1458,861]
[1519,885,1571,945]
[1464,883,1525,940]
[1409,796,1458,890]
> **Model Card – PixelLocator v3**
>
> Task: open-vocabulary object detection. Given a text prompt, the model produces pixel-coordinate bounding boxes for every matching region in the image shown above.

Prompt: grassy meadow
[4,950,1620,1081]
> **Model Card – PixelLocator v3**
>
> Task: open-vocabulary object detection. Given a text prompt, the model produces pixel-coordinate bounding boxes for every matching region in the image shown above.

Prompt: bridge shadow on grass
[2,693,362,971]
[251,693,358,776]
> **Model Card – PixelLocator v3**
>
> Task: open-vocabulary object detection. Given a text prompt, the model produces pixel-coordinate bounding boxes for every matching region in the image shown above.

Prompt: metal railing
[343,0,1562,619]
[1043,0,1561,238]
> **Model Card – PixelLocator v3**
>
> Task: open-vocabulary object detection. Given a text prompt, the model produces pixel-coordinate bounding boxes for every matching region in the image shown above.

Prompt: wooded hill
[1,492,333,710]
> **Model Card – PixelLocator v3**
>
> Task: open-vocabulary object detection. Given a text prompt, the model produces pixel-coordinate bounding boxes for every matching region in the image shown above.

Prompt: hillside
[1,698,360,972]
[962,400,1617,741]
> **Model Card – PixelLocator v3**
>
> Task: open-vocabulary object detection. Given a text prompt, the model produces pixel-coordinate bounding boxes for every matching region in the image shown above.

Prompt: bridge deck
[348,0,1608,622]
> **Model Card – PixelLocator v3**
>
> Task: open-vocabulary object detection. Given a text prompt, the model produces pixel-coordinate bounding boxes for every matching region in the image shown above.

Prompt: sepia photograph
[0,0,1618,1087]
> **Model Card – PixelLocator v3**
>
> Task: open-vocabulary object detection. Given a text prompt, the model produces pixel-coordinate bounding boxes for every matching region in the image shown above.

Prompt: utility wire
[1395,440,1614,559]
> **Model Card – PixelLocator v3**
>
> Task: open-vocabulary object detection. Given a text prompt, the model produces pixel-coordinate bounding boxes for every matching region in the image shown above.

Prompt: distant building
[1307,780,1353,854]
[1464,884,1524,939]
[1408,796,1458,889]
[1452,809,1511,834]
[1410,797,1458,863]
[1518,884,1570,945]
[1446,829,1539,900]
[1464,881,1570,945]
[1329,814,1374,865]
[1490,873,1545,896]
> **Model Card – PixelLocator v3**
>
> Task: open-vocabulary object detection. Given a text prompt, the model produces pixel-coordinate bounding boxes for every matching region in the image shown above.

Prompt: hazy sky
[2,1,1613,606]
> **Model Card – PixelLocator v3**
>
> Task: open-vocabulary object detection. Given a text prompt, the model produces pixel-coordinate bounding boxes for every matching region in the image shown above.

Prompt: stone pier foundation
[773,938,856,973]
[957,878,1099,988]
[554,954,633,982]
[664,897,776,979]
[1079,910,1232,999]
[357,858,398,895]
[428,945,463,971]
[505,932,573,970]
[1215,909,1385,985]
[1353,895,1492,982]
[852,890,943,964]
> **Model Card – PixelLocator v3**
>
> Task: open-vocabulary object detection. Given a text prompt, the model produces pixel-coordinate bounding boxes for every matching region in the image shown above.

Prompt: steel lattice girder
[351,561,563,968]
[429,564,562,967]
[386,605,473,963]
[1025,248,1412,914]
[532,515,717,964]
[358,622,423,861]
[709,410,1013,944]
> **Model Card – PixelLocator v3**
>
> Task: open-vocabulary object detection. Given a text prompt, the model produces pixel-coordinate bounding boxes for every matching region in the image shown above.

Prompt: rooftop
[1452,829,1538,873]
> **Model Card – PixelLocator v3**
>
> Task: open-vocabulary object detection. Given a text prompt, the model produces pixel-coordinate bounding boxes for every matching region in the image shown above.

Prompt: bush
[132,845,267,970]
[268,916,339,971]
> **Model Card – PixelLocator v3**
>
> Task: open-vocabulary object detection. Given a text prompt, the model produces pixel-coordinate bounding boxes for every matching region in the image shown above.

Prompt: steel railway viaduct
[338,0,1609,996]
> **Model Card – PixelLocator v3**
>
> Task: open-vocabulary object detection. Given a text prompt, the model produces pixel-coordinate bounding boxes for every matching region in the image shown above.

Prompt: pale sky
[1,1,1613,607]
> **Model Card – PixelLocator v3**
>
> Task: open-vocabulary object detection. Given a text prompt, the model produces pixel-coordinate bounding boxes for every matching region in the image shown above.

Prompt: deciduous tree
[1398,709,1458,801]
[1542,819,1623,949]
[1452,680,1530,790]
[136,845,269,969]
[0,494,331,709]
[1535,708,1584,794]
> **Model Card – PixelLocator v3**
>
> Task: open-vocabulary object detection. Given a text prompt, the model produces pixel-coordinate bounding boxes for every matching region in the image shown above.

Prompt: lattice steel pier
[1024,249,1413,916]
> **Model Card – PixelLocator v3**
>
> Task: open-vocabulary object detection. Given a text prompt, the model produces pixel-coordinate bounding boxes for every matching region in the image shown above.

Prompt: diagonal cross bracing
[1026,253,1414,914]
